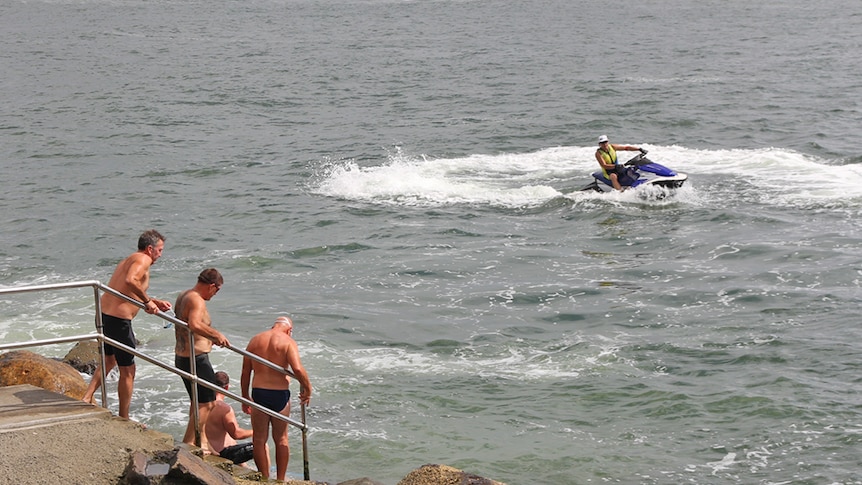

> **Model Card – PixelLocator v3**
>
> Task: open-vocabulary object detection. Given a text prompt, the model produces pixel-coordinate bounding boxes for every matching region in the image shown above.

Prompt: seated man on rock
[205,371,263,465]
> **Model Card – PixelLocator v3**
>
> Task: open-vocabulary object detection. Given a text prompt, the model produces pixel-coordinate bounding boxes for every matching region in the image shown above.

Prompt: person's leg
[182,401,196,445]
[116,363,135,419]
[176,354,198,445]
[181,400,215,449]
[250,410,271,479]
[198,401,215,453]
[82,354,116,404]
[272,417,290,481]
[190,354,219,452]
[610,173,622,191]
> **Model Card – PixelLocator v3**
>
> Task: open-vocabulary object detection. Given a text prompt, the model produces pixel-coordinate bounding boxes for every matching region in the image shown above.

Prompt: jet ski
[581,150,688,193]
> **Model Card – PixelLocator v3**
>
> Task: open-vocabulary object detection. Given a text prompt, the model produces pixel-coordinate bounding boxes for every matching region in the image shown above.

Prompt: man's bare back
[245,328,297,391]
[206,400,236,451]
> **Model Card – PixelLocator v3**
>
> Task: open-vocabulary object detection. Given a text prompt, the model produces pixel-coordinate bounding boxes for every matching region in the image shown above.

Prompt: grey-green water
[2,0,862,483]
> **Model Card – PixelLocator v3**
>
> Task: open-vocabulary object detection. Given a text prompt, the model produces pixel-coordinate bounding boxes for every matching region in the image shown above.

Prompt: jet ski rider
[595,134,643,191]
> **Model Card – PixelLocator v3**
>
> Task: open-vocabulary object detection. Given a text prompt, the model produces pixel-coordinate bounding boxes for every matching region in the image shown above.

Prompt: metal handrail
[0,280,311,480]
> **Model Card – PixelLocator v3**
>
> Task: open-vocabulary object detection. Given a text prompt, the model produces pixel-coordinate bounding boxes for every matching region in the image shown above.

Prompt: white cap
[597,135,609,144]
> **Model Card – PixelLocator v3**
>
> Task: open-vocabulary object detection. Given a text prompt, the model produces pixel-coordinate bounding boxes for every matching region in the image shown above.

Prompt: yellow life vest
[598,146,617,177]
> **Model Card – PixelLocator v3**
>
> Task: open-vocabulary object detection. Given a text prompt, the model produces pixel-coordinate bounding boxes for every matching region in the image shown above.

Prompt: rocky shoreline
[0,404,503,485]
[0,346,506,485]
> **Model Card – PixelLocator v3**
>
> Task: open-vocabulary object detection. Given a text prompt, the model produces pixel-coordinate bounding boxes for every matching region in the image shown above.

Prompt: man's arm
[223,407,253,440]
[185,298,230,347]
[122,255,153,303]
[286,341,312,406]
[240,356,253,415]
[122,255,149,302]
[123,254,171,313]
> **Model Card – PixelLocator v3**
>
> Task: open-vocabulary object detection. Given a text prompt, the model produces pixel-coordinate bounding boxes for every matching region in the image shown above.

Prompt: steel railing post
[93,287,108,409]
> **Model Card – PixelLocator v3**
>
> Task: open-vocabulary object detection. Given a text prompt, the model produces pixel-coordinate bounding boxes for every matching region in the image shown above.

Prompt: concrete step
[0,384,111,432]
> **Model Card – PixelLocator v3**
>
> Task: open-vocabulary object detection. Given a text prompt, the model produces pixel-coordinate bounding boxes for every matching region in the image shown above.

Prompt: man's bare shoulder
[247,330,295,360]
[212,400,232,415]
[181,290,205,307]
[121,251,151,268]
[271,332,295,351]
[245,330,267,348]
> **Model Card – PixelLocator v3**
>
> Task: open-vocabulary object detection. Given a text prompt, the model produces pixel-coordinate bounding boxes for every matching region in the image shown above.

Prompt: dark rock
[167,446,236,485]
[63,340,101,374]
[0,350,87,399]
[119,447,238,485]
[120,450,152,485]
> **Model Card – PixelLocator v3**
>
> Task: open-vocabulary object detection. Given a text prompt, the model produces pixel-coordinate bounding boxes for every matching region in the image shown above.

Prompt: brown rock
[396,464,506,485]
[63,339,101,374]
[120,450,152,485]
[168,446,237,485]
[0,350,87,399]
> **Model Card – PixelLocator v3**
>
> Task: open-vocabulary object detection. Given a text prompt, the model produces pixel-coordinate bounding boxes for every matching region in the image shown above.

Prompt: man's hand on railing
[299,386,312,406]
[212,332,230,348]
[153,299,172,312]
[144,298,171,314]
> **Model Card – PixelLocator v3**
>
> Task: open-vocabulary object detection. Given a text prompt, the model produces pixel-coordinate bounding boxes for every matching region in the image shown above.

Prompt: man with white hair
[240,316,312,481]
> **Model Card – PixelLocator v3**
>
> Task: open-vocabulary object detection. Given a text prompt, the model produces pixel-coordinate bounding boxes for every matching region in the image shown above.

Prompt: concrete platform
[0,385,273,484]
[0,384,111,432]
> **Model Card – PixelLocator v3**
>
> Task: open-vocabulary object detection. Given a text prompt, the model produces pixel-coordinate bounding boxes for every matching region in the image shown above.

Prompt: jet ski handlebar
[624,149,650,167]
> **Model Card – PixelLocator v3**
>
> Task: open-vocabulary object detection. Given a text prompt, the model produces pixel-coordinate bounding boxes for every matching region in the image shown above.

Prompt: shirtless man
[82,230,172,419]
[174,268,231,452]
[240,316,312,481]
[206,371,258,465]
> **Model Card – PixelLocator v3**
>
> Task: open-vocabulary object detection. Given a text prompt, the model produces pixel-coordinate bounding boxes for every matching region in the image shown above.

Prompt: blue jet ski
[581,150,688,193]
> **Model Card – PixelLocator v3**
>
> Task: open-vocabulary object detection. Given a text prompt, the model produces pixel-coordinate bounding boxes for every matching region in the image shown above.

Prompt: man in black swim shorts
[81,230,172,419]
[174,268,231,453]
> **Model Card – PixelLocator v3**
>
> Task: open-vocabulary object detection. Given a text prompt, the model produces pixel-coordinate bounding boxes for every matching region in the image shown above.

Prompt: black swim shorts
[175,353,218,404]
[102,313,136,367]
[219,442,254,464]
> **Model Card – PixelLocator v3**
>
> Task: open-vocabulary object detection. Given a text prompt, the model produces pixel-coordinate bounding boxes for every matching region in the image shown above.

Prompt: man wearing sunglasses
[174,267,231,454]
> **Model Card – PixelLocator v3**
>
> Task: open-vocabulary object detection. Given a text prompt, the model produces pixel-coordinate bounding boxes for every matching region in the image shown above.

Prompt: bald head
[274,316,293,329]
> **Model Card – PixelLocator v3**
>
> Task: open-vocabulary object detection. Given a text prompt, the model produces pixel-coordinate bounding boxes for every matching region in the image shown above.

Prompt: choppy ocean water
[2,0,862,483]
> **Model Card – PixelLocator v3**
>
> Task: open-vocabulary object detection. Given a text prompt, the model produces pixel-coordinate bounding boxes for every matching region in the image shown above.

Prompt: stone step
[0,383,111,432]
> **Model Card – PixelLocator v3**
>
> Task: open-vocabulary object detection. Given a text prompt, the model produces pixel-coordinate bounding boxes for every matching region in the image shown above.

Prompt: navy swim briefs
[252,388,291,413]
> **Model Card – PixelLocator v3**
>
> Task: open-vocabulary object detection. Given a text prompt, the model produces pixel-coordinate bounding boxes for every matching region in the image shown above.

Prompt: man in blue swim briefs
[241,316,312,482]
[174,268,231,453]
[81,230,172,419]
